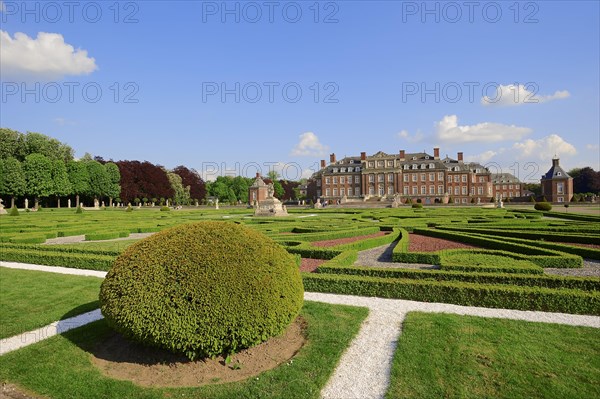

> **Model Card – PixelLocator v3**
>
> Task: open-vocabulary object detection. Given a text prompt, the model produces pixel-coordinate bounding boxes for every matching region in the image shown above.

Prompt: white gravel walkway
[1,262,599,399]
[0,309,103,356]
[0,261,107,278]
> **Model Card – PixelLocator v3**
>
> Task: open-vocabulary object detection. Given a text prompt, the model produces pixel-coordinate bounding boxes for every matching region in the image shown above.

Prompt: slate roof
[542,159,571,180]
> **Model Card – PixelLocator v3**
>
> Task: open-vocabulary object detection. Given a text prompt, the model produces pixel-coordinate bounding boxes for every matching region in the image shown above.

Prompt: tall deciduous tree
[0,128,25,160]
[172,166,206,202]
[50,160,72,208]
[104,162,121,206]
[0,157,26,207]
[116,160,174,203]
[67,161,90,208]
[23,132,74,162]
[570,167,600,194]
[86,160,111,204]
[23,153,54,208]
[167,172,191,205]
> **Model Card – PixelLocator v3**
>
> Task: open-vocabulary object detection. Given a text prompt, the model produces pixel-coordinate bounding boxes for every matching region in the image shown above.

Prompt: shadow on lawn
[59,306,190,366]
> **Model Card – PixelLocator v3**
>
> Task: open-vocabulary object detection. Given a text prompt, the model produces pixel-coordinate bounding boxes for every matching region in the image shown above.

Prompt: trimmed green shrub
[535,202,552,211]
[100,221,304,360]
[75,205,83,214]
[125,205,133,212]
[412,203,423,209]
[8,206,19,216]
[303,273,600,315]
[0,247,114,270]
[160,206,170,212]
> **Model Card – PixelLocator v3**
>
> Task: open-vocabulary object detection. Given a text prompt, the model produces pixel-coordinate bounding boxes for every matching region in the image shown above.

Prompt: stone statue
[0,198,6,215]
[215,198,219,210]
[267,183,275,199]
[24,198,28,209]
[68,198,72,208]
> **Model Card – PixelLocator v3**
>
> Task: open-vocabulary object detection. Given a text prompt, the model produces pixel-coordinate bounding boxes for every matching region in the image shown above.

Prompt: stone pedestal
[254,196,289,217]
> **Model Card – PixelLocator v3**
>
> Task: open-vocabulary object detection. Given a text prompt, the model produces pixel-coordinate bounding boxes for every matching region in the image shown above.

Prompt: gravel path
[0,261,107,278]
[0,309,103,356]
[43,233,153,245]
[309,292,600,399]
[355,242,439,270]
[544,259,600,278]
[2,262,599,399]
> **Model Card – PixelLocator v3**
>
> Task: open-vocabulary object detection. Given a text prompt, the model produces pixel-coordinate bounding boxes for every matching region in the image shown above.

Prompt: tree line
[0,129,206,209]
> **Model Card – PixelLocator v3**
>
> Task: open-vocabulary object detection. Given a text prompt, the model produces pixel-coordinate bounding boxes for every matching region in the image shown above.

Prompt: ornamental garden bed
[311,231,389,247]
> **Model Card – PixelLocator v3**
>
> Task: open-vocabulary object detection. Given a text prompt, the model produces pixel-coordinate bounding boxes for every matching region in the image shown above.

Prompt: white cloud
[397,129,424,143]
[512,134,577,161]
[586,144,599,151]
[435,115,532,143]
[0,30,97,80]
[53,117,76,126]
[465,150,500,164]
[481,84,570,107]
[291,132,329,157]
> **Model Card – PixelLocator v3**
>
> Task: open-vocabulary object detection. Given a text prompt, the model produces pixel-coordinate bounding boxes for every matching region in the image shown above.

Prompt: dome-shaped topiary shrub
[534,202,552,211]
[100,221,304,360]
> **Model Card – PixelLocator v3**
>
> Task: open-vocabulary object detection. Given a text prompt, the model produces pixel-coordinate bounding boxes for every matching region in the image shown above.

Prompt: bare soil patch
[90,317,306,388]
[300,258,325,273]
[312,232,389,248]
[0,384,43,399]
[409,234,480,252]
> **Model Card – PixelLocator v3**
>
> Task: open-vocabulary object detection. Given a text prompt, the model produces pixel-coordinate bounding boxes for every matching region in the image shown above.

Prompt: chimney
[361,152,366,161]
[320,160,326,169]
[399,150,406,161]
[552,157,559,167]
[330,153,336,164]
[434,147,440,160]
[457,152,463,163]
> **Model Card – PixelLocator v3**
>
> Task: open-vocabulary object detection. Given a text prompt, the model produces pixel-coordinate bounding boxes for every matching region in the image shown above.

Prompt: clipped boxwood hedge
[303,273,600,315]
[100,221,304,360]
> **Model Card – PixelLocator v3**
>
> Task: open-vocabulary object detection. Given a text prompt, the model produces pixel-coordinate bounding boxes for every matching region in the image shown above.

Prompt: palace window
[325,188,330,196]
[421,185,426,194]
[429,173,435,181]
[403,187,409,195]
[325,177,330,184]
[429,185,435,194]
[369,174,374,183]
[462,186,467,195]
[340,188,345,196]
[403,164,409,170]
[557,182,564,194]
[462,175,467,182]
[412,174,418,182]
[378,161,385,167]
[379,186,385,196]
[369,187,375,195]
[388,173,394,182]
[333,168,338,173]
[421,173,426,181]
[438,172,444,181]
[333,188,338,196]
[403,174,409,182]
[478,187,483,195]
[333,177,338,184]
[454,187,460,195]
[340,177,345,184]
[378,174,384,182]
[388,186,394,195]
[388,160,394,167]
[355,175,360,184]
[438,185,444,194]
[429,163,435,169]
[355,187,361,196]
[412,186,418,195]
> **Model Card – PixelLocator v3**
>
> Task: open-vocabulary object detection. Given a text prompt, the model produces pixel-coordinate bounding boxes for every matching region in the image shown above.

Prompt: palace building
[307,148,494,204]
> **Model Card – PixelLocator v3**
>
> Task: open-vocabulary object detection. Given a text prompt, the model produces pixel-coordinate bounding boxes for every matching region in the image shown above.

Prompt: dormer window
[420,164,426,169]
[347,167,353,172]
[340,168,346,173]
[412,156,417,160]
[425,156,430,160]
[557,172,562,176]
[333,168,338,173]
[355,167,361,172]
[403,164,409,170]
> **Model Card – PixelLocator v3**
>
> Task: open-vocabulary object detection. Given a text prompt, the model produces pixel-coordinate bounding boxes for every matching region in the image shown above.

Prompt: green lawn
[0,267,103,339]
[0,301,367,399]
[386,312,600,399]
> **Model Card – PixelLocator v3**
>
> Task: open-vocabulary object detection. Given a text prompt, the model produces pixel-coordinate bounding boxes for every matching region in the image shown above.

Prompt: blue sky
[1,0,598,182]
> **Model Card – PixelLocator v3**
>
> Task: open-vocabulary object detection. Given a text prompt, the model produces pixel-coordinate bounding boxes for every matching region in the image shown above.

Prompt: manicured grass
[0,267,102,339]
[0,301,368,399]
[386,312,600,399]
